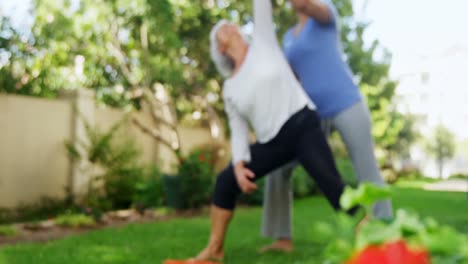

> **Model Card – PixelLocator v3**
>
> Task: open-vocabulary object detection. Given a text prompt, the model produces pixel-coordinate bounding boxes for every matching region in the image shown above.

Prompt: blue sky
[355,0,468,76]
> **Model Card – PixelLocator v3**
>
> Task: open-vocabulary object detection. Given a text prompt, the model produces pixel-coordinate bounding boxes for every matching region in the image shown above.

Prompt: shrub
[104,166,144,209]
[65,116,159,212]
[314,184,468,263]
[291,158,356,199]
[396,168,424,181]
[193,142,230,172]
[175,149,216,209]
[133,165,164,211]
[336,158,358,187]
[0,225,18,237]
[154,207,175,217]
[55,213,95,228]
[449,173,468,180]
[292,165,317,198]
[0,197,70,224]
[382,168,399,184]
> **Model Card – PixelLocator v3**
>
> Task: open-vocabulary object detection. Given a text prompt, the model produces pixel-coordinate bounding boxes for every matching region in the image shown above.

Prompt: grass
[0,225,17,237]
[0,187,467,264]
[54,213,95,228]
[394,177,441,189]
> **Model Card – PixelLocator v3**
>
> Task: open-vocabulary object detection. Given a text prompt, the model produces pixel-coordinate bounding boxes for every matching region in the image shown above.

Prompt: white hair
[209,20,234,78]
[209,20,251,78]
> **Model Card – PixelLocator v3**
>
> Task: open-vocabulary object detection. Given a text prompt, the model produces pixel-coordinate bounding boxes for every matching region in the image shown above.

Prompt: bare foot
[259,239,293,253]
[189,246,224,263]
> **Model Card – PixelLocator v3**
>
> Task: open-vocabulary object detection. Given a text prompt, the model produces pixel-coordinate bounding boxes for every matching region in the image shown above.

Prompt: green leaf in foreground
[393,209,426,236]
[323,238,354,264]
[340,183,392,211]
[309,221,336,244]
[356,220,401,249]
[418,226,465,256]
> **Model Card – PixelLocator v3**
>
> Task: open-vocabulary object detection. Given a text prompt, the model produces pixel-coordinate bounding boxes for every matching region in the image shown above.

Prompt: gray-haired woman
[189,0,353,261]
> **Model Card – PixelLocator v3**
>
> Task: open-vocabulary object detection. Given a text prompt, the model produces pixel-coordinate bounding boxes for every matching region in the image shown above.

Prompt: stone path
[424,179,468,192]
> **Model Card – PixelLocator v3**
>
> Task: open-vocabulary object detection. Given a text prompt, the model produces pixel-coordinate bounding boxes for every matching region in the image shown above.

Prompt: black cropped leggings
[213,107,346,211]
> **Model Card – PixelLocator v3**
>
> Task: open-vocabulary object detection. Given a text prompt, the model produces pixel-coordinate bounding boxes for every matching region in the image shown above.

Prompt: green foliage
[0,197,71,225]
[315,184,468,263]
[1,0,412,163]
[65,116,160,212]
[340,183,392,213]
[396,168,424,182]
[175,149,216,209]
[0,225,18,237]
[0,16,39,97]
[394,177,440,189]
[355,219,400,249]
[104,166,145,210]
[161,174,184,209]
[1,0,408,166]
[426,125,456,178]
[192,142,230,172]
[385,113,421,161]
[154,207,175,217]
[0,188,466,263]
[133,165,164,211]
[449,173,468,180]
[55,213,95,228]
[292,165,317,198]
[336,158,358,187]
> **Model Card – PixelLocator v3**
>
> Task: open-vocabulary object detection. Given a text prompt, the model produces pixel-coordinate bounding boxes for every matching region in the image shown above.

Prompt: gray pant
[261,101,393,239]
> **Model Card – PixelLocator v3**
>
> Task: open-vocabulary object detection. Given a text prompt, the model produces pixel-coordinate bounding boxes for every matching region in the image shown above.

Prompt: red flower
[199,154,206,162]
[348,240,430,264]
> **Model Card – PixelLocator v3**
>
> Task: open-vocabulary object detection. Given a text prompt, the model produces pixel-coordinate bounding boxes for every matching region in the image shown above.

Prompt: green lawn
[0,188,467,264]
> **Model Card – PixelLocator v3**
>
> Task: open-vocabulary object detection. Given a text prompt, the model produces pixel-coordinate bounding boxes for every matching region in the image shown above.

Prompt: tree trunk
[437,159,444,179]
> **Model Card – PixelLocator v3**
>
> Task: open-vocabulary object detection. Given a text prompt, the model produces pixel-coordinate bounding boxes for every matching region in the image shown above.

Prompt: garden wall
[0,94,72,209]
[0,91,217,208]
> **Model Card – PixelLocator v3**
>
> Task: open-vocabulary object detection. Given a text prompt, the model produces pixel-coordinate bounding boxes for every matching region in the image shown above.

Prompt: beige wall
[0,93,219,208]
[0,95,72,208]
[94,108,216,173]
[95,108,158,165]
[157,126,216,174]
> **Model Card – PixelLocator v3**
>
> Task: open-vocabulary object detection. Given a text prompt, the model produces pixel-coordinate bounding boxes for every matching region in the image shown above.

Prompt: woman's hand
[289,0,332,24]
[234,161,257,194]
[289,0,309,11]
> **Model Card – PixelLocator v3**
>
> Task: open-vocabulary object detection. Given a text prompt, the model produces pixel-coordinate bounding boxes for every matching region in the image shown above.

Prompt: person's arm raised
[253,0,276,41]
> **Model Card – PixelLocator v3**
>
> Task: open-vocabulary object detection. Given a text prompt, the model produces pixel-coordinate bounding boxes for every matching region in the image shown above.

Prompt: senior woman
[260,0,393,253]
[190,0,354,261]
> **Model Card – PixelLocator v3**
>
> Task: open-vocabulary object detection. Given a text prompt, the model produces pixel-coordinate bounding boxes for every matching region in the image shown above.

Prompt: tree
[0,16,37,96]
[386,113,420,161]
[426,125,456,178]
[2,0,407,162]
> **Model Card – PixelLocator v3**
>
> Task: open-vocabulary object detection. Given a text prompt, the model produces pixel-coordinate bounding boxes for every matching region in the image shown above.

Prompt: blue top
[282,0,361,118]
